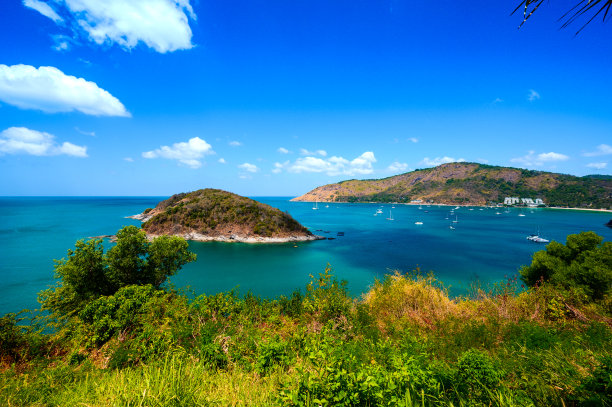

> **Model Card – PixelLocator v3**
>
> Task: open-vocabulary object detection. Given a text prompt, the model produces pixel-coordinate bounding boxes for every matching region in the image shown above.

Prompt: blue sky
[0,0,611,196]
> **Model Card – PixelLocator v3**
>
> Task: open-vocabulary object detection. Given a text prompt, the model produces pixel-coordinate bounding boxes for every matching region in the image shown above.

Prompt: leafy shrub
[520,232,611,301]
[79,285,162,346]
[0,313,28,362]
[455,349,503,404]
[576,356,612,406]
[302,264,351,321]
[256,337,290,375]
[40,226,196,317]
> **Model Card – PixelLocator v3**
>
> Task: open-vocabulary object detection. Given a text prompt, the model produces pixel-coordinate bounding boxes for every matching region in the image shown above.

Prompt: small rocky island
[130,188,322,243]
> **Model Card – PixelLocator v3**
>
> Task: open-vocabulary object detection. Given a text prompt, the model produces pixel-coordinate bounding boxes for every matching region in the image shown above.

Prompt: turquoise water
[1,197,611,315]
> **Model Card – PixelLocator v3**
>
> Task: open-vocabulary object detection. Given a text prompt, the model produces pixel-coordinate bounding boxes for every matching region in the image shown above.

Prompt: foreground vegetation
[1,229,611,406]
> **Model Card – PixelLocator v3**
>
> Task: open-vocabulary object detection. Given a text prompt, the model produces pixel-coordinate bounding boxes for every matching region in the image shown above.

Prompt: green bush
[520,232,611,301]
[79,285,162,346]
[455,349,503,404]
[39,225,196,317]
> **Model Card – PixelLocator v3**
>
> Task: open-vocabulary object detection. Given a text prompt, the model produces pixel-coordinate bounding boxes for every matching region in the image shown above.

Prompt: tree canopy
[39,225,196,316]
[520,231,612,300]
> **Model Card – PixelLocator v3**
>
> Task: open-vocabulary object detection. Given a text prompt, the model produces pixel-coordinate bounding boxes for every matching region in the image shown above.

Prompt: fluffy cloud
[586,162,607,170]
[142,137,213,168]
[300,148,327,157]
[238,162,259,173]
[387,162,409,173]
[218,158,226,164]
[407,137,418,143]
[0,64,129,116]
[277,147,290,154]
[510,150,569,167]
[0,127,87,157]
[527,89,540,101]
[23,0,63,22]
[583,144,612,157]
[278,151,376,176]
[229,141,242,147]
[24,0,196,53]
[420,156,465,167]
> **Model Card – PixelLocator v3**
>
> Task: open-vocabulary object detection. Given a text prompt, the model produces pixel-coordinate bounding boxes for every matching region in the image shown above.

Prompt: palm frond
[513,0,612,33]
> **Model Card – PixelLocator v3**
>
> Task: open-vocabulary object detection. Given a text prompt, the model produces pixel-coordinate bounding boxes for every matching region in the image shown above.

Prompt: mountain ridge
[292,162,612,208]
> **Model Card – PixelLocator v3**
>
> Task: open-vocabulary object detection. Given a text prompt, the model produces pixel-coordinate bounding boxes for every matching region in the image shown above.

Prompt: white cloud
[239,162,259,173]
[420,156,466,167]
[23,0,63,22]
[527,89,540,102]
[300,148,327,157]
[277,147,290,154]
[538,152,569,162]
[407,137,418,143]
[75,127,95,137]
[272,161,289,174]
[583,144,612,157]
[586,162,607,170]
[0,64,129,117]
[492,98,503,104]
[142,137,213,169]
[510,150,569,167]
[218,158,226,164]
[229,141,242,147]
[387,162,409,173]
[124,157,134,162]
[28,0,196,53]
[286,151,376,176]
[0,127,87,157]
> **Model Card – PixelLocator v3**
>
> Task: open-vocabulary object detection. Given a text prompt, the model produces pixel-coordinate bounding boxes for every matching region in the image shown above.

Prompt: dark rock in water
[606,219,612,228]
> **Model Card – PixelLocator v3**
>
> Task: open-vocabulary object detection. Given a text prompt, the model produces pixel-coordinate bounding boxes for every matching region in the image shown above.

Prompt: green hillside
[142,188,311,238]
[293,162,612,208]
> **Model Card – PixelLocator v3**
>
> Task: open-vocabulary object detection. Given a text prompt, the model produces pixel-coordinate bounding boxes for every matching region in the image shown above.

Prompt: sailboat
[452,215,459,223]
[386,210,394,221]
[312,200,319,210]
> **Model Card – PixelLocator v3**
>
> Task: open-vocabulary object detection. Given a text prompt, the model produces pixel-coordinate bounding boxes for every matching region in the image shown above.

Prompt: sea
[1,196,611,315]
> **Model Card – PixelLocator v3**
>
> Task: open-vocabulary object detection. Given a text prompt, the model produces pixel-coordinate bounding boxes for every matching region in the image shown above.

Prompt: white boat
[527,234,549,243]
[518,213,525,217]
[325,204,329,208]
[312,201,319,210]
[386,210,394,221]
[452,215,458,223]
[449,225,455,230]
[376,208,383,214]
[415,221,423,225]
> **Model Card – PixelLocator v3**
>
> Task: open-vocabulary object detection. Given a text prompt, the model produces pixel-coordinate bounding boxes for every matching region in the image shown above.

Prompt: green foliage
[0,314,28,362]
[576,356,612,406]
[303,264,351,321]
[520,231,612,301]
[39,225,196,317]
[256,337,290,375]
[455,349,504,404]
[79,285,161,346]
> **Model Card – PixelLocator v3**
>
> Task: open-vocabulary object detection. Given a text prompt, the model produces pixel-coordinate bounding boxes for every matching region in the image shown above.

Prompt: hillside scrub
[1,232,611,406]
[142,189,311,238]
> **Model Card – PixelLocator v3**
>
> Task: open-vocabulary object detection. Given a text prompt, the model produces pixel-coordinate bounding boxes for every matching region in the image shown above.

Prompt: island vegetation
[1,228,611,406]
[138,188,318,242]
[292,162,612,209]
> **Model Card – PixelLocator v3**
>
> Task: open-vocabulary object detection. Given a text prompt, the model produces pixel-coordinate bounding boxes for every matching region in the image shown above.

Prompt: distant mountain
[139,189,318,242]
[292,163,612,209]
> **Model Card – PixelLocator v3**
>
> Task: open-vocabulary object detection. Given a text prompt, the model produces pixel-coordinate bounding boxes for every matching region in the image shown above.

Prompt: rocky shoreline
[146,232,325,243]
[126,211,324,243]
